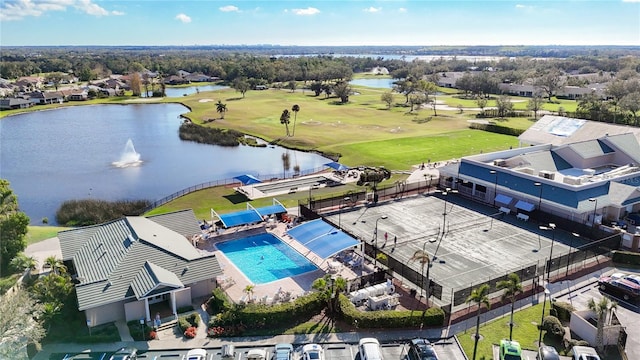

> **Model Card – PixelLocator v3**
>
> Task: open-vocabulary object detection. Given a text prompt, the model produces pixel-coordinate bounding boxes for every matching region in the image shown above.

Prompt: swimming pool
[216,233,319,284]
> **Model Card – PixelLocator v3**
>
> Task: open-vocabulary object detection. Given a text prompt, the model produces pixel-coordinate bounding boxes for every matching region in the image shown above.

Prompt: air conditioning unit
[583,168,596,176]
[518,167,535,175]
[493,159,507,167]
[563,176,582,185]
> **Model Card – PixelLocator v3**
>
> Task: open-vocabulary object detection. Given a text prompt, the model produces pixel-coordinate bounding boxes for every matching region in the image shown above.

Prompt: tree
[409,249,432,302]
[216,100,228,119]
[280,109,291,137]
[588,297,617,352]
[333,82,351,103]
[475,97,488,113]
[43,256,66,275]
[9,253,37,275]
[381,92,394,110]
[496,95,514,118]
[310,81,323,96]
[312,274,346,314]
[243,284,255,302]
[291,104,300,136]
[466,284,490,360]
[0,287,45,359]
[535,69,564,101]
[620,91,640,125]
[393,78,416,104]
[527,92,545,119]
[496,273,523,341]
[281,152,291,178]
[287,80,297,93]
[129,72,142,97]
[0,180,29,277]
[233,78,250,98]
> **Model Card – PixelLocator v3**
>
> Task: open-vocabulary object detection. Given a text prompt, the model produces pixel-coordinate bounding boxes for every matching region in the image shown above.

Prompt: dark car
[108,347,137,360]
[598,275,640,302]
[408,338,439,360]
[538,345,560,360]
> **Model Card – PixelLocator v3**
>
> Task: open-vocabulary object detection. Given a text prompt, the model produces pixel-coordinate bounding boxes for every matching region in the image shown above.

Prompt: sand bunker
[301,120,322,125]
[199,99,215,103]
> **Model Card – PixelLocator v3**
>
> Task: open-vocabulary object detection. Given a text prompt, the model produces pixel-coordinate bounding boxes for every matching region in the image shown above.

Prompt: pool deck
[197,222,374,305]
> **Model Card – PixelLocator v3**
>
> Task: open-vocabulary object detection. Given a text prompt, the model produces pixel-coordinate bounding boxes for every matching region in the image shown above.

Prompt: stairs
[156,318,177,332]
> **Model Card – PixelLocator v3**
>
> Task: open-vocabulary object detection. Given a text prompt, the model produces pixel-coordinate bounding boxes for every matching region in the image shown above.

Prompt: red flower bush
[149,330,157,340]
[184,326,197,338]
[207,326,225,338]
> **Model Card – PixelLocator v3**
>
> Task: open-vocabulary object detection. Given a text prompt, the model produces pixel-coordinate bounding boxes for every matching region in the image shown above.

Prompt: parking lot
[55,340,467,360]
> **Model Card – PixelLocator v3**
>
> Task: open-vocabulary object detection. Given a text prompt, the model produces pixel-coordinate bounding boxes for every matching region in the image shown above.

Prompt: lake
[349,78,395,89]
[144,84,228,98]
[0,104,330,224]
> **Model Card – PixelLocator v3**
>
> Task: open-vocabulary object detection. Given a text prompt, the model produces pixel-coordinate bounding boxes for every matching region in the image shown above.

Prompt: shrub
[184,326,197,338]
[542,315,565,337]
[178,312,201,331]
[567,339,590,350]
[207,326,225,338]
[553,301,575,322]
[177,305,195,314]
[611,250,640,266]
[55,199,151,226]
[148,330,157,340]
[179,123,244,147]
[338,294,444,328]
[207,288,232,315]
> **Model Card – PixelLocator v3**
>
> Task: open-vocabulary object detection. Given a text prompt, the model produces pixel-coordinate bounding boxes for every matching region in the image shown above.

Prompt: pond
[0,104,330,224]
[143,84,229,98]
[349,78,395,89]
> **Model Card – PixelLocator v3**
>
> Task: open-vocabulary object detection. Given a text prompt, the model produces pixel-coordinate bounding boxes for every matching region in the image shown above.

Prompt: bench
[517,213,529,221]
[288,187,298,194]
[499,206,511,215]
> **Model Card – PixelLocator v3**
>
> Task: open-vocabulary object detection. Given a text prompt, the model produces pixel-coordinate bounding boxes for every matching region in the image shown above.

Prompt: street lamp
[139,318,145,341]
[589,198,598,226]
[538,288,551,346]
[440,187,457,236]
[338,196,351,229]
[490,170,498,207]
[534,182,543,213]
[566,233,580,277]
[539,223,557,283]
[373,215,388,267]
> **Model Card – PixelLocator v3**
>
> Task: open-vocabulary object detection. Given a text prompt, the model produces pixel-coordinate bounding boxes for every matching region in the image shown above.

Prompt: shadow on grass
[223,192,250,204]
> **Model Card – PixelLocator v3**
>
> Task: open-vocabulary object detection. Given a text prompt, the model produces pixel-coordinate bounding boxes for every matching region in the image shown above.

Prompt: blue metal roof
[286,219,360,259]
[256,204,287,217]
[234,174,262,185]
[219,209,262,228]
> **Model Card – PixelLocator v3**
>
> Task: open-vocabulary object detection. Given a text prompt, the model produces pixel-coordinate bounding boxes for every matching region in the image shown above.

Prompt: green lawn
[456,303,558,360]
[26,226,71,246]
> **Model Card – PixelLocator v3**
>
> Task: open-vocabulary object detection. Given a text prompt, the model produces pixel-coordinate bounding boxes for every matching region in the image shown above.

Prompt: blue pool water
[216,233,318,284]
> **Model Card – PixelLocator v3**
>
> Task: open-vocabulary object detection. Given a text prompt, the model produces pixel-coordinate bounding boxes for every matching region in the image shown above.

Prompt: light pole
[534,182,543,214]
[538,288,551,346]
[338,196,350,230]
[589,198,598,226]
[539,223,557,283]
[308,182,319,208]
[373,215,388,267]
[440,187,457,236]
[140,318,145,341]
[490,170,498,207]
[566,233,580,277]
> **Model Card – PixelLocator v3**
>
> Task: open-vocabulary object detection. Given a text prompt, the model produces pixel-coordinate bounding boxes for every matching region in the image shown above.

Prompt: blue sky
[1,0,639,46]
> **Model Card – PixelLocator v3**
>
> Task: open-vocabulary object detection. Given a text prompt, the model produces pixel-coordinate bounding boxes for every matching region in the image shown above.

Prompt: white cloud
[0,0,117,21]
[398,7,407,13]
[175,13,191,23]
[291,7,320,15]
[111,10,125,16]
[219,5,239,12]
[516,4,526,8]
[622,0,640,2]
[364,7,382,13]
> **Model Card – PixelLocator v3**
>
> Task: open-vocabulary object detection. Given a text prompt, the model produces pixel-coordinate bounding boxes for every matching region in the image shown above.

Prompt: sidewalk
[34,268,609,360]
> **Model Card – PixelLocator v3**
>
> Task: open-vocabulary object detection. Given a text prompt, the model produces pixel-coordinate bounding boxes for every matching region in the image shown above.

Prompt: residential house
[68,89,89,101]
[437,72,465,88]
[371,66,389,75]
[557,84,607,100]
[58,209,222,326]
[29,91,64,105]
[177,70,191,78]
[0,98,34,110]
[498,83,537,97]
[184,73,215,82]
[165,75,190,85]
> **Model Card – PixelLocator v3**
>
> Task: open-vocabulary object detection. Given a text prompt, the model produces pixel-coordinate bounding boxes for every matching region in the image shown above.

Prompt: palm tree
[291,104,300,136]
[497,273,523,341]
[9,253,38,276]
[43,256,66,275]
[312,274,346,314]
[280,109,291,136]
[588,297,616,352]
[408,249,431,302]
[243,284,255,302]
[216,100,227,119]
[466,284,491,360]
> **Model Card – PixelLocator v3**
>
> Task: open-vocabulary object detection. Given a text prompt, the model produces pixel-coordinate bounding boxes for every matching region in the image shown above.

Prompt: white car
[275,343,294,360]
[186,348,208,360]
[624,274,640,286]
[359,338,383,360]
[247,349,267,360]
[302,344,324,360]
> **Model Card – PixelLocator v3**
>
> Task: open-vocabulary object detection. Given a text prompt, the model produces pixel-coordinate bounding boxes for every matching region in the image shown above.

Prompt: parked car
[624,274,640,286]
[275,343,294,360]
[407,338,439,360]
[247,349,267,360]
[598,275,640,302]
[499,340,522,360]
[302,344,324,360]
[537,345,560,360]
[108,347,138,360]
[571,345,601,360]
[186,348,208,360]
[359,338,383,360]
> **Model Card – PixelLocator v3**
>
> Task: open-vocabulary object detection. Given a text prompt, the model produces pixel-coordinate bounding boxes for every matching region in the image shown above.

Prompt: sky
[1,0,639,47]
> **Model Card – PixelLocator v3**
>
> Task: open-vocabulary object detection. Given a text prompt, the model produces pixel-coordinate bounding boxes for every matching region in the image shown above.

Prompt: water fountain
[112,138,142,167]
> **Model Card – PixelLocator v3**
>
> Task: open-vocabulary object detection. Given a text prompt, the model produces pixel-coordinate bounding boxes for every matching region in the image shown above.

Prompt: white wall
[175,287,192,309]
[124,299,146,323]
[190,278,215,299]
[569,310,622,347]
[85,301,125,327]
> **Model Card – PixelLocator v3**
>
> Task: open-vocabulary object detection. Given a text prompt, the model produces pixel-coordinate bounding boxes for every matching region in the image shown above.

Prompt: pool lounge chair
[349,257,363,269]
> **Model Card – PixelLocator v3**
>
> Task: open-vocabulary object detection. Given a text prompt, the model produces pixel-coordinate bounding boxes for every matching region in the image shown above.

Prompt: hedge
[552,301,575,322]
[337,294,445,328]
[611,250,640,266]
[469,122,525,137]
[234,292,325,327]
[178,312,201,331]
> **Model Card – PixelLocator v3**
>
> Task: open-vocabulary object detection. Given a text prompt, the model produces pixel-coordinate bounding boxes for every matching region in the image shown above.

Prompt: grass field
[26,226,71,245]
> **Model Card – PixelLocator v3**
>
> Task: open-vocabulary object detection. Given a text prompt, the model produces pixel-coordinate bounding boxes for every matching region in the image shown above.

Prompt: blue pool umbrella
[234,174,262,185]
[324,162,350,171]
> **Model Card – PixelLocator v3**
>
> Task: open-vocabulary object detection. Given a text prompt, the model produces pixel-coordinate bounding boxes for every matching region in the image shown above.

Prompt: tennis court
[324,193,590,309]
